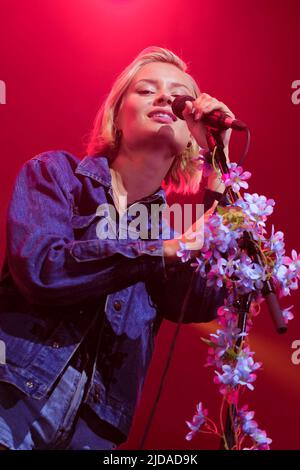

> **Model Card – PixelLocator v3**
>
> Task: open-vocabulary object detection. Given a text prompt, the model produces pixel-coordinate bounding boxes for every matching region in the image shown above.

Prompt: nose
[154,91,173,106]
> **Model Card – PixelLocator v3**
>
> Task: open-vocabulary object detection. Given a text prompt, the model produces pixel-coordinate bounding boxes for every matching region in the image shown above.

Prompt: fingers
[179,93,235,150]
[182,93,235,122]
[181,99,197,119]
[182,101,203,125]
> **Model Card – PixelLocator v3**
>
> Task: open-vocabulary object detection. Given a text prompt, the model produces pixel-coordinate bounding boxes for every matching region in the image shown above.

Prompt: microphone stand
[205,128,287,450]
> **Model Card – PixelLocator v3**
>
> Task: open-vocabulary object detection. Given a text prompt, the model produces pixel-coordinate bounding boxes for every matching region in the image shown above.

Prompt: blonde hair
[87,46,203,195]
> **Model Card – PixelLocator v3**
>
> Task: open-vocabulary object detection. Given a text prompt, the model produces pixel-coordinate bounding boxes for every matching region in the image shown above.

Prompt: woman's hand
[182,92,234,152]
[182,93,234,194]
[163,203,217,264]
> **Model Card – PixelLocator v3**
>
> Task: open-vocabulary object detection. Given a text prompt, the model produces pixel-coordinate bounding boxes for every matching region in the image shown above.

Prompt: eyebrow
[134,78,191,92]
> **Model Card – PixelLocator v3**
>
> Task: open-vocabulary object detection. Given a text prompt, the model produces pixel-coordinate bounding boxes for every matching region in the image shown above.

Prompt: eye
[137,90,153,95]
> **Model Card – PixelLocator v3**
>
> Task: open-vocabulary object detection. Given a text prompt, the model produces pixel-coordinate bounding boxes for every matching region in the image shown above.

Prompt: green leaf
[200,337,217,348]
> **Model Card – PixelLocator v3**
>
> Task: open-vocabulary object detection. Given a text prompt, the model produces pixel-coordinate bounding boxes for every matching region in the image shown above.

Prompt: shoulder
[20,150,82,186]
[18,151,111,191]
[14,150,82,197]
[30,150,81,173]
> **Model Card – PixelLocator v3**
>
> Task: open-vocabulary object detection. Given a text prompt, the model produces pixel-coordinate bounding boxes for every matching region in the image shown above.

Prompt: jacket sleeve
[6,156,165,305]
[147,259,227,325]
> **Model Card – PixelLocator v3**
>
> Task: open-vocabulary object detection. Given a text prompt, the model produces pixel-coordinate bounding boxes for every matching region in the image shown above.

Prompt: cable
[237,127,251,166]
[138,270,196,450]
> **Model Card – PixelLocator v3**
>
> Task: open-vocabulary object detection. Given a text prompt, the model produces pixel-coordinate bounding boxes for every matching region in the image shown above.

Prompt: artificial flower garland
[177,162,299,450]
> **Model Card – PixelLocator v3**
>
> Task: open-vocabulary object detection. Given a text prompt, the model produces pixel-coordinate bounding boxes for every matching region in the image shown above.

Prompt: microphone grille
[171,95,194,120]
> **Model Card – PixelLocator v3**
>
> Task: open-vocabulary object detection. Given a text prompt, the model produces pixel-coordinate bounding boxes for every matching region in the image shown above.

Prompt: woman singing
[0,46,234,450]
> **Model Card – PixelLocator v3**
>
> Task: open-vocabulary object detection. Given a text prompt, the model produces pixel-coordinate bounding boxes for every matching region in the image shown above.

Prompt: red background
[0,0,299,450]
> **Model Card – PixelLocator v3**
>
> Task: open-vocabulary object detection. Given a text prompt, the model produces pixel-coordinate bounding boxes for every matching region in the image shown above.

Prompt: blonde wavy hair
[87,46,203,195]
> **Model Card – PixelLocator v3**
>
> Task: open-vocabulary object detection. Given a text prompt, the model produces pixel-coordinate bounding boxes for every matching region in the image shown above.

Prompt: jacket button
[148,245,157,252]
[113,300,122,311]
[26,381,34,388]
[52,341,60,349]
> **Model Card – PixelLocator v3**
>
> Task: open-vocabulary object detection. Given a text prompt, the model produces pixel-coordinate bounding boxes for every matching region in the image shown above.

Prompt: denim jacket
[0,151,225,439]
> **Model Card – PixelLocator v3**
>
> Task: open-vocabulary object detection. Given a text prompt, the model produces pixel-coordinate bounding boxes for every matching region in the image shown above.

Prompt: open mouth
[148,111,176,123]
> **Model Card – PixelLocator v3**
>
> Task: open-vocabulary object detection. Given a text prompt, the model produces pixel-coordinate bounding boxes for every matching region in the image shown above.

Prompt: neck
[110,142,175,204]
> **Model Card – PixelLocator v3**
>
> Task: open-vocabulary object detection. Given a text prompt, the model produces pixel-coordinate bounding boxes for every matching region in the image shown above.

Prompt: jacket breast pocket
[71,213,102,241]
[71,207,118,242]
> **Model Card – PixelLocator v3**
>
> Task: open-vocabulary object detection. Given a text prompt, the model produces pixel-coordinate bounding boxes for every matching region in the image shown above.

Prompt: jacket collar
[75,154,112,187]
[75,154,166,203]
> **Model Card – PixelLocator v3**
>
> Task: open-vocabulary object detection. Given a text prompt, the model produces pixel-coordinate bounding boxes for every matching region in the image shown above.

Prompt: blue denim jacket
[0,151,225,439]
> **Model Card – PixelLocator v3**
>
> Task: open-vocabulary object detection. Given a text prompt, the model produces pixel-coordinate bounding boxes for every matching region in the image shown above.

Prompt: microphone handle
[202,111,247,131]
[171,95,247,131]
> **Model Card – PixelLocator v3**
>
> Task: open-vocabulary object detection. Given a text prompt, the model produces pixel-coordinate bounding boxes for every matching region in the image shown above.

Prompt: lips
[148,109,177,122]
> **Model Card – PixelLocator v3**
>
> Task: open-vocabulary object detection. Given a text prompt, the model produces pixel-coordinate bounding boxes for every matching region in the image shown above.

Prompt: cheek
[120,97,144,123]
[119,106,144,133]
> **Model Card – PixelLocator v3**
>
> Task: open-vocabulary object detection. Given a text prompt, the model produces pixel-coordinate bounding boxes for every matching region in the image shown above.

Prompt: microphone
[171,95,247,131]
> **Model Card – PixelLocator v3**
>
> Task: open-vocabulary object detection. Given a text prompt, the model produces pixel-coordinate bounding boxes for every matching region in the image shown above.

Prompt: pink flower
[222,163,251,193]
[283,250,300,274]
[185,402,208,441]
[282,305,294,324]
